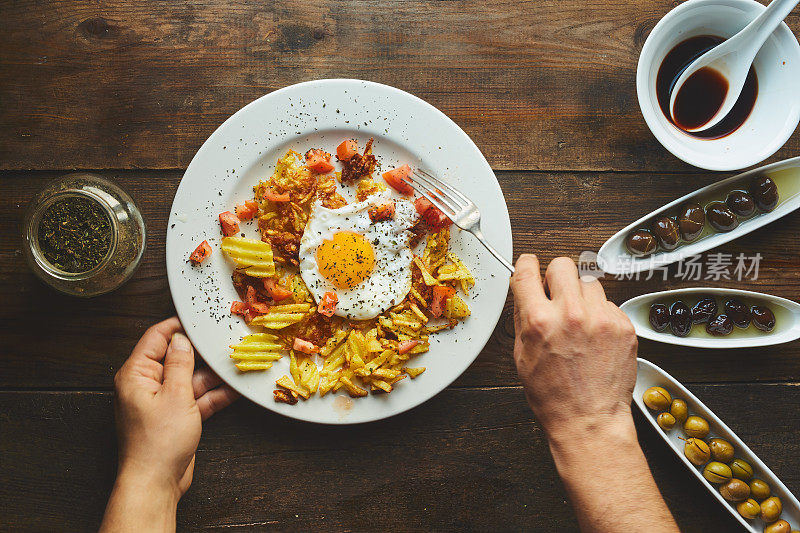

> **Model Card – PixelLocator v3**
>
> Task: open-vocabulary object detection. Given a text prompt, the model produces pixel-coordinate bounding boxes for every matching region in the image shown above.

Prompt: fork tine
[402,176,460,213]
[414,168,470,205]
[408,171,463,212]
[402,179,457,221]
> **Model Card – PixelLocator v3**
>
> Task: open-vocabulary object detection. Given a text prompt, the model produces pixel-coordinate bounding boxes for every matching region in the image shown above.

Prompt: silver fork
[402,169,515,273]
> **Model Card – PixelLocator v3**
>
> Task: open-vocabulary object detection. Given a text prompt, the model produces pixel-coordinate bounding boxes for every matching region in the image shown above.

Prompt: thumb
[511,254,548,324]
[163,332,196,395]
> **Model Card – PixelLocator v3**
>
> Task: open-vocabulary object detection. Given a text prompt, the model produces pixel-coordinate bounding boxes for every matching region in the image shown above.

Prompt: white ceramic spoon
[669,0,800,132]
[621,287,800,349]
[597,156,800,275]
[634,358,800,532]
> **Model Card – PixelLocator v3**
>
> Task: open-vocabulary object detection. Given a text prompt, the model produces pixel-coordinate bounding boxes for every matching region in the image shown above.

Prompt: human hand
[112,317,239,499]
[510,254,638,438]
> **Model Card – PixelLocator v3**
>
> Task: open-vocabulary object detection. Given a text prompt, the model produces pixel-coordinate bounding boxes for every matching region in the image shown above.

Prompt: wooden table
[2,1,799,530]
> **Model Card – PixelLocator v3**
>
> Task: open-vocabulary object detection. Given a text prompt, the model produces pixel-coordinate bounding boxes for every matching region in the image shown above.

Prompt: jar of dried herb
[22,173,146,297]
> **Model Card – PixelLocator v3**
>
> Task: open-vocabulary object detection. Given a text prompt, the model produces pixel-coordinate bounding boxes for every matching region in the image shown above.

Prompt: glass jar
[22,173,146,297]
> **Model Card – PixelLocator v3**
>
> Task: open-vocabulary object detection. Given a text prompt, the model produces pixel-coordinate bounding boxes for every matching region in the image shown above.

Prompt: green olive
[737,498,760,519]
[719,478,750,502]
[684,438,711,466]
[669,398,689,425]
[709,438,735,462]
[643,386,672,411]
[750,479,771,501]
[657,412,676,431]
[684,415,710,439]
[730,458,753,481]
[765,520,791,533]
[703,461,732,484]
[761,496,782,523]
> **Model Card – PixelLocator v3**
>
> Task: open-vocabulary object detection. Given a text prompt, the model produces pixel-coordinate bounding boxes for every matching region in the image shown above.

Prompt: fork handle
[470,227,515,274]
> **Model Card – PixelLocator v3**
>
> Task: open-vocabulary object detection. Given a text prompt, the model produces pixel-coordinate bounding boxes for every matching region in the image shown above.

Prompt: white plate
[621,287,800,349]
[598,156,800,275]
[635,358,800,532]
[166,79,512,424]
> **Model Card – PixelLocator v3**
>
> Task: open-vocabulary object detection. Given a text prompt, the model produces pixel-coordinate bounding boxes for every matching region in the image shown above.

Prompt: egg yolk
[316,231,375,289]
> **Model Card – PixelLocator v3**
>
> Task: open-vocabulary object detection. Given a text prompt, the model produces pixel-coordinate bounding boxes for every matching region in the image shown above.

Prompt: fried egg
[299,191,417,320]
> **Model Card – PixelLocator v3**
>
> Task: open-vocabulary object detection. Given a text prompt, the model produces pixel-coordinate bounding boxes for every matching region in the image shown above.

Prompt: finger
[192,366,223,399]
[511,254,547,305]
[197,385,240,421]
[545,257,582,302]
[580,276,607,304]
[163,332,196,392]
[129,317,184,363]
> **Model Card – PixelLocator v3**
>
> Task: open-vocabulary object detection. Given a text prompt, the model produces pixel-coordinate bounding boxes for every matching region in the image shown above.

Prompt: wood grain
[1,386,797,532]
[1,0,799,172]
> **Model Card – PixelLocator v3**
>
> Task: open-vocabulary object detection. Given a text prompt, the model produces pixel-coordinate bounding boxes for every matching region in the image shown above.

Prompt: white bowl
[621,287,800,349]
[637,0,800,171]
[635,358,800,532]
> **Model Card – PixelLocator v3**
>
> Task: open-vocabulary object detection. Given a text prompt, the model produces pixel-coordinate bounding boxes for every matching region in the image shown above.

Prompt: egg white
[299,191,417,320]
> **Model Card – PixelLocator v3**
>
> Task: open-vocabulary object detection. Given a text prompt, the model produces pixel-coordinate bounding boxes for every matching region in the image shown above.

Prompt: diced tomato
[245,285,270,315]
[398,339,419,355]
[293,337,320,354]
[414,196,451,230]
[317,291,338,317]
[368,199,396,222]
[305,148,335,174]
[263,278,293,301]
[382,164,413,195]
[336,139,358,161]
[189,240,212,264]
[218,211,240,237]
[430,285,456,318]
[230,301,247,315]
[235,200,259,220]
[243,308,255,323]
[262,187,290,202]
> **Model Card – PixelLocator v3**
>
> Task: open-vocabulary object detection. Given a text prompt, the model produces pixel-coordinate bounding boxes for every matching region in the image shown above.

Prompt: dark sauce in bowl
[656,35,758,139]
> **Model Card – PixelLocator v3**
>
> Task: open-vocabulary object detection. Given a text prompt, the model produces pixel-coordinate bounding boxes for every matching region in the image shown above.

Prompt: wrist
[116,461,182,506]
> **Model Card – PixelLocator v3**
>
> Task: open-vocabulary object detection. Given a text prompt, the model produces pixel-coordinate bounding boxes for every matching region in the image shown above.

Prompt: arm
[100,317,239,533]
[510,255,678,533]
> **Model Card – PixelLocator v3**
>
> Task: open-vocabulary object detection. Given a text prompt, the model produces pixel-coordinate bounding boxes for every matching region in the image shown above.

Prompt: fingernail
[171,332,191,351]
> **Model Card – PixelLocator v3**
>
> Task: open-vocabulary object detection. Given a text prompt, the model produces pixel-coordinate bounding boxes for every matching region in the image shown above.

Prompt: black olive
[626,230,657,257]
[652,217,680,251]
[706,314,734,336]
[726,190,756,217]
[724,299,751,328]
[749,175,779,212]
[691,297,718,324]
[705,202,739,232]
[678,203,705,242]
[670,301,692,337]
[650,303,670,331]
[751,305,776,332]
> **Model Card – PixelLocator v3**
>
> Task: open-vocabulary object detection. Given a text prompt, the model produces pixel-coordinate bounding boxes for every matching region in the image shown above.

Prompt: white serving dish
[634,358,800,532]
[637,0,800,171]
[598,156,800,275]
[621,287,800,349]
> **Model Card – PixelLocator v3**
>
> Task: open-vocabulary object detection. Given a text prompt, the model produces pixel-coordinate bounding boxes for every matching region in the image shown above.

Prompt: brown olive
[720,478,750,502]
[684,415,710,438]
[726,190,756,217]
[670,398,689,425]
[626,230,657,257]
[725,299,751,328]
[691,297,718,324]
[678,202,705,241]
[761,496,783,523]
[750,479,771,501]
[706,314,733,336]
[752,306,776,332]
[652,217,680,251]
[683,437,711,466]
[706,202,739,232]
[657,412,676,430]
[643,386,672,411]
[730,458,754,481]
[709,438,735,462]
[703,461,733,484]
[737,498,761,519]
[750,175,779,212]
[765,520,792,533]
[649,303,670,332]
[670,301,692,337]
